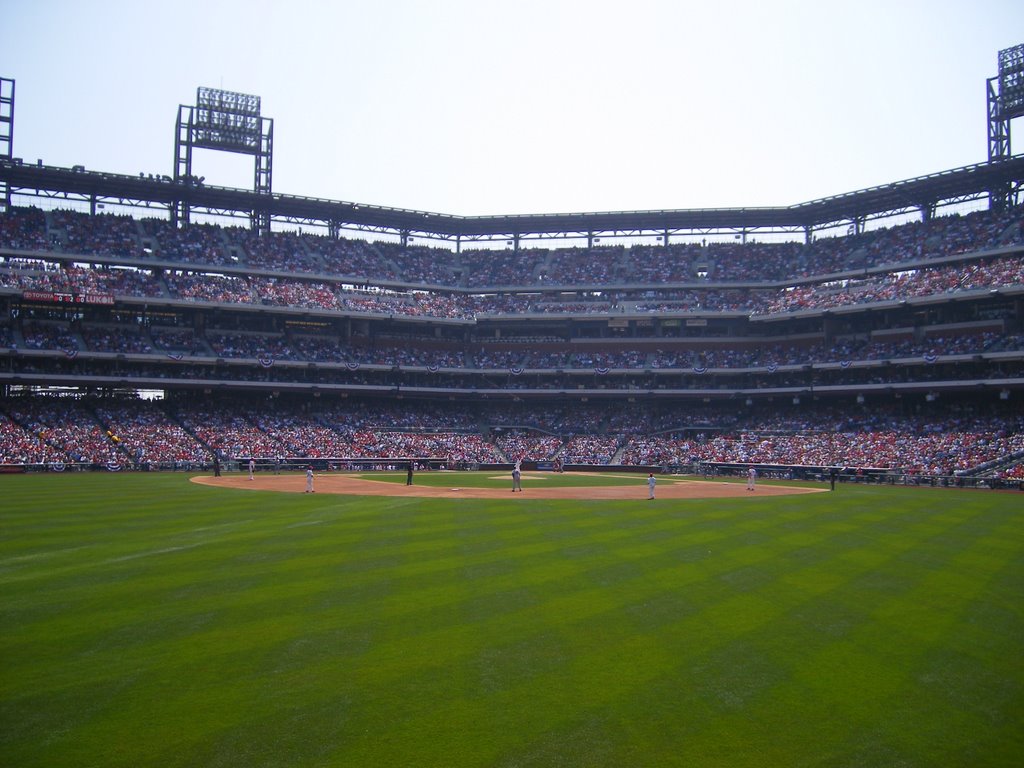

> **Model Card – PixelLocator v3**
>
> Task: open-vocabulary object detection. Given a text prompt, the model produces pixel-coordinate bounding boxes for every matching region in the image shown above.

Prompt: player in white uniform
[747,467,757,491]
[248,458,255,480]
[305,466,315,493]
[647,473,656,499]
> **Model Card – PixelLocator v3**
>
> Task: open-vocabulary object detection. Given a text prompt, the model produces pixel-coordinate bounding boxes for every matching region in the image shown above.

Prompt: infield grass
[1,472,1021,767]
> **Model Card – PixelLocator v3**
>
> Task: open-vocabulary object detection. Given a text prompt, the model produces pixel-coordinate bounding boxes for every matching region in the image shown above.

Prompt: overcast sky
[2,0,1022,217]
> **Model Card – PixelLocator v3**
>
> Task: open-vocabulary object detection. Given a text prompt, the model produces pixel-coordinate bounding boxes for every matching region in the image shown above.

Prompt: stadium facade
[1,78,1023,483]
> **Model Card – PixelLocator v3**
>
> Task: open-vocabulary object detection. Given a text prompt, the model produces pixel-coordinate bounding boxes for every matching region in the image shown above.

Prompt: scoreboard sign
[22,291,115,305]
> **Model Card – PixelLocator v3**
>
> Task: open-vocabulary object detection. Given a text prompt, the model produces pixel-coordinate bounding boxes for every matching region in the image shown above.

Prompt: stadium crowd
[4,254,1022,319]
[10,313,1020,374]
[1,204,1022,482]
[3,395,1020,482]
[3,203,1021,296]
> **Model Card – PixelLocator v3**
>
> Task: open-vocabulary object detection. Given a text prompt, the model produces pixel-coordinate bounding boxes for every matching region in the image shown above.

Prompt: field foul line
[106,519,261,562]
[105,542,207,563]
[0,522,256,584]
[187,519,255,534]
[0,545,96,566]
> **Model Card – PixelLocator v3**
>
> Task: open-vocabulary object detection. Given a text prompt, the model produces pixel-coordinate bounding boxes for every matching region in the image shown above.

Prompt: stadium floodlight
[987,44,1023,209]
[194,87,262,153]
[174,86,274,230]
[997,44,1024,121]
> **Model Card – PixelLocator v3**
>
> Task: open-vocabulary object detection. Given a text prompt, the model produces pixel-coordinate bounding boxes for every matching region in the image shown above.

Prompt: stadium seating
[2,201,1023,480]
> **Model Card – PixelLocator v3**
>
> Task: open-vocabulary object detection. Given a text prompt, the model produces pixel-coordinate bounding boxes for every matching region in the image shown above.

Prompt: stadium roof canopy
[2,155,1023,243]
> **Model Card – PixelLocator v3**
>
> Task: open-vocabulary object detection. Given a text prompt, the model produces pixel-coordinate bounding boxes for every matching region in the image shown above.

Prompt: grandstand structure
[1,72,1024,483]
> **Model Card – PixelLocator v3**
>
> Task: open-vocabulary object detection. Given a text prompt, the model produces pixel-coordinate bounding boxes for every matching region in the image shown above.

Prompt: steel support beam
[0,77,13,212]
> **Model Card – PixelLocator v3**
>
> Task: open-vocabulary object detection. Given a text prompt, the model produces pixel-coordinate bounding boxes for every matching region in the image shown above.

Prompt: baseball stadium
[1,41,1023,768]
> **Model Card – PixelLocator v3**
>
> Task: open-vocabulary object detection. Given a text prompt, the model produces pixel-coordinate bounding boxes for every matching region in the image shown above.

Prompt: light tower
[0,77,14,213]
[174,87,273,230]
[987,44,1024,208]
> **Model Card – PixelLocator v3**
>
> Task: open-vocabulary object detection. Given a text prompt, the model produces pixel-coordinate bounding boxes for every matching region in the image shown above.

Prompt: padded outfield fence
[3,457,1022,490]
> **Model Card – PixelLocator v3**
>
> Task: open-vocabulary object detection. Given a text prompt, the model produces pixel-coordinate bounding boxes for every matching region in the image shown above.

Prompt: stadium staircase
[42,210,67,251]
[153,272,172,299]
[963,449,1024,479]
[842,246,870,270]
[295,236,328,273]
[164,403,215,451]
[133,218,154,254]
[88,405,137,465]
[998,220,1024,244]
[225,242,246,265]
[609,442,628,465]
[533,253,553,282]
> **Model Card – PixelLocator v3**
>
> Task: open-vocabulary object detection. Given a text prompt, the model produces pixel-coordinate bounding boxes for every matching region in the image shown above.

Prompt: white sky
[2,0,1023,217]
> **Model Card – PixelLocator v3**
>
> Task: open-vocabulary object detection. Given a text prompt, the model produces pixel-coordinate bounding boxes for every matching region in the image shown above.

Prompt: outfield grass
[1,472,1021,767]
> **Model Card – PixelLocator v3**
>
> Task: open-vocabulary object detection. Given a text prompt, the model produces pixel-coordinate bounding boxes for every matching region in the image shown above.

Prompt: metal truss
[0,77,13,212]
[174,88,274,231]
[987,47,1024,209]
[988,77,1012,210]
[989,77,1012,163]
[3,155,1023,247]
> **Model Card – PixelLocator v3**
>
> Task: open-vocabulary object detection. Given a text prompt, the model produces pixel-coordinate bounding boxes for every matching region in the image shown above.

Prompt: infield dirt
[192,472,827,500]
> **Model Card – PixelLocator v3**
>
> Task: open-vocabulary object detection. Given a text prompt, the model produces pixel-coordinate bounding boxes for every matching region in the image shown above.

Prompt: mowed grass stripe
[524,505,1011,768]
[0,489,962,696]
[292,489,1019,765]
[669,508,1024,768]
[0,489,983,634]
[225,500,828,660]
[6,487,806,765]
[290,505,880,720]
[1,475,1021,767]
[36,499,742,638]
[220,495,954,765]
